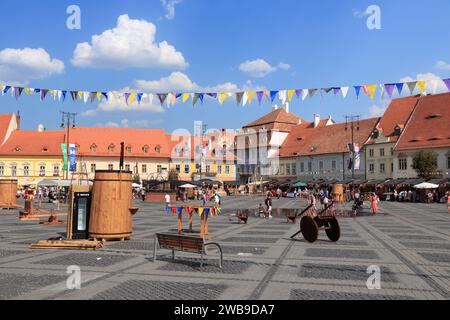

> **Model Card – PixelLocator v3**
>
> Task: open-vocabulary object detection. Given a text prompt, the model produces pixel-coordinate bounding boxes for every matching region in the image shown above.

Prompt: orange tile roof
[395,92,450,151]
[280,118,380,158]
[243,108,302,130]
[0,130,65,156]
[0,114,14,145]
[372,95,420,143]
[70,127,171,158]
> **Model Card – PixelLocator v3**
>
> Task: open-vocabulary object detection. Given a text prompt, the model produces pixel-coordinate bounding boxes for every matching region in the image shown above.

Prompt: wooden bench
[153,233,223,271]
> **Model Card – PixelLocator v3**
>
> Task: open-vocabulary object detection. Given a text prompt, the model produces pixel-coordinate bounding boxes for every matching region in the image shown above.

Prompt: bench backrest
[156,233,204,254]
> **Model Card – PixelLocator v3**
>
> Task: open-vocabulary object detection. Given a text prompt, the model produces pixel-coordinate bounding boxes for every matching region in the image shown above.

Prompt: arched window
[142,145,149,154]
[39,163,46,177]
[108,144,115,153]
[90,144,97,153]
[23,163,30,177]
[11,163,17,177]
[53,164,60,177]
[155,145,161,154]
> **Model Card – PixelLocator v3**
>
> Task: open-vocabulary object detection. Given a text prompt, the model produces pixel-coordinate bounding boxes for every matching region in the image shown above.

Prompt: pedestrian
[258,203,266,218]
[371,193,379,216]
[277,188,282,199]
[267,197,273,219]
[447,192,450,214]
[165,193,171,210]
[140,188,146,202]
[323,196,329,210]
[214,193,221,208]
[202,193,207,207]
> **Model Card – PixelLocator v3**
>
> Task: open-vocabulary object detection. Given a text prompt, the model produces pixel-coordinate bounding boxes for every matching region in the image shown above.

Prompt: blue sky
[0,0,449,134]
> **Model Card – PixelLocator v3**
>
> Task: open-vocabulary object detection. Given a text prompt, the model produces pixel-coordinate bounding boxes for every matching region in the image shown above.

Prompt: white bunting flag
[242,92,248,106]
[341,87,349,98]
[302,89,309,101]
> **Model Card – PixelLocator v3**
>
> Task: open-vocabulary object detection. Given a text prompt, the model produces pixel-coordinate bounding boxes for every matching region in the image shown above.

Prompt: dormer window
[90,144,97,153]
[155,145,161,154]
[425,114,441,120]
[126,145,132,153]
[108,144,115,153]
[142,145,149,154]
[42,147,48,152]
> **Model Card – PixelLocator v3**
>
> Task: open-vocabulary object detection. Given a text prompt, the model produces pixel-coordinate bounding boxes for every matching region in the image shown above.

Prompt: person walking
[165,193,171,210]
[140,188,146,202]
[371,193,379,216]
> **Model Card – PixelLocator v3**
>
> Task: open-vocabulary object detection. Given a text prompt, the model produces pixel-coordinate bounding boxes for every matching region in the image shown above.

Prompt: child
[258,203,266,218]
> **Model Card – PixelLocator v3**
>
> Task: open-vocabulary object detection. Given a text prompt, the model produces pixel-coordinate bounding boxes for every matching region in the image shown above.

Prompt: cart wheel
[325,217,341,242]
[301,216,319,243]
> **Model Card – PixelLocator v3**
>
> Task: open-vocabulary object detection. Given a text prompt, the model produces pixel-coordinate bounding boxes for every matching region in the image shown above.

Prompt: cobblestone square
[0,197,449,300]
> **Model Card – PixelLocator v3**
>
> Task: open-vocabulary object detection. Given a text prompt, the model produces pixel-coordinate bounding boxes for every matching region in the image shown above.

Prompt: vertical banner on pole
[354,144,361,171]
[69,144,77,172]
[61,143,68,171]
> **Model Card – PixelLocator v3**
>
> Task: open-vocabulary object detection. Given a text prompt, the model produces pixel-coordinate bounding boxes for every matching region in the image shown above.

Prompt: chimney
[16,110,21,130]
[273,105,279,111]
[284,102,290,114]
[314,114,321,128]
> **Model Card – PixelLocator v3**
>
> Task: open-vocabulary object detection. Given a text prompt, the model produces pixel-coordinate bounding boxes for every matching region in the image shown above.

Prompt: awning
[403,179,426,187]
[179,184,198,189]
[292,181,307,188]
[384,179,405,186]
[414,182,439,189]
[366,179,388,186]
[427,178,449,186]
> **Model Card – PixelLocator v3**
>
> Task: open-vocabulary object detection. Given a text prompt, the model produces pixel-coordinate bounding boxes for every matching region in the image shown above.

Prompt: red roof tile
[395,93,450,151]
[280,118,380,158]
[0,114,14,145]
[70,127,171,158]
[243,108,302,131]
[0,130,65,156]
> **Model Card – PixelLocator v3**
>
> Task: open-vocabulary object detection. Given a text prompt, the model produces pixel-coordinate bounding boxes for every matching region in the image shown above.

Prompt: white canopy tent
[179,184,198,189]
[413,182,439,189]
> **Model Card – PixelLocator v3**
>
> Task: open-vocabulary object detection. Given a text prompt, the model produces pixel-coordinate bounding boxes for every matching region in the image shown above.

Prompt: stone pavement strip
[0,197,449,300]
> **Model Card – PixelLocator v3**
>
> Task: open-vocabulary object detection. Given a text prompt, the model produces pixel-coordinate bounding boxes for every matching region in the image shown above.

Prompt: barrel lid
[94,170,132,174]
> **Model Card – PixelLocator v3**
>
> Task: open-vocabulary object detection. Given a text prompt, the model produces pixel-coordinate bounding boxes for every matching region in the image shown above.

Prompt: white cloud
[238,59,291,78]
[161,0,183,20]
[435,60,450,71]
[0,48,64,82]
[277,62,291,70]
[239,59,277,78]
[82,72,240,116]
[368,105,386,117]
[400,72,448,94]
[71,14,188,70]
[96,119,162,128]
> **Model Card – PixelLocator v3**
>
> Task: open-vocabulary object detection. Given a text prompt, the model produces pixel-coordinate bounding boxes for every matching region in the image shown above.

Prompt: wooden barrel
[0,179,18,208]
[89,171,134,240]
[332,184,345,204]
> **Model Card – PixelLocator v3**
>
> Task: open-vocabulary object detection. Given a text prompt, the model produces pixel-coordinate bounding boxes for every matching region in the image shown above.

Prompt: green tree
[412,151,438,179]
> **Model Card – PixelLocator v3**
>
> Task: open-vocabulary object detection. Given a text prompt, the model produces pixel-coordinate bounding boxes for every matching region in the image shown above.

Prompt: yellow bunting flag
[129,93,136,105]
[198,208,204,216]
[367,84,377,99]
[417,81,427,94]
[96,91,102,101]
[287,89,295,102]
[77,91,83,100]
[247,91,255,104]
[182,93,190,103]
[25,88,31,95]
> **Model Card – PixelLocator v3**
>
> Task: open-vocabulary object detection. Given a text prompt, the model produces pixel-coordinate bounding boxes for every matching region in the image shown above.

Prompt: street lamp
[344,115,360,180]
[60,111,77,180]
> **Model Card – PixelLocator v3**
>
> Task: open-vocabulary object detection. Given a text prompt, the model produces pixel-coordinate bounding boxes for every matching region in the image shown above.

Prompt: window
[39,165,46,177]
[380,148,385,157]
[91,164,96,173]
[300,162,305,173]
[0,164,4,176]
[286,164,291,176]
[126,145,132,153]
[280,164,285,175]
[108,144,115,153]
[157,165,162,174]
[369,164,375,173]
[125,164,131,172]
[142,145,149,154]
[184,165,190,174]
[399,158,407,171]
[217,165,222,174]
[142,164,147,174]
[292,163,297,175]
[206,165,211,173]
[108,164,114,171]
[11,164,17,177]
[391,162,394,173]
[319,161,324,171]
[53,165,60,177]
[308,162,312,172]
[225,165,230,175]
[380,163,385,174]
[369,149,374,157]
[331,160,337,171]
[90,144,97,153]
[175,165,181,173]
[23,165,30,177]
[155,146,161,154]
[447,156,450,169]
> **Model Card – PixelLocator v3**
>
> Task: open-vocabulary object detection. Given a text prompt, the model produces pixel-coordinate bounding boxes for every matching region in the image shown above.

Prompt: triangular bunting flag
[444,79,450,91]
[287,89,295,102]
[323,87,333,94]
[90,92,97,103]
[367,84,377,99]
[96,91,102,101]
[417,80,426,94]
[62,90,67,102]
[198,93,204,104]
[124,93,131,105]
[384,84,395,98]
[157,93,167,106]
[247,91,255,105]
[278,90,287,104]
[182,93,190,103]
[407,81,417,94]
[341,87,349,98]
[192,93,200,106]
[40,89,48,102]
[14,87,23,100]
[302,89,309,101]
[308,89,318,98]
[137,93,144,104]
[206,93,217,99]
[354,86,361,99]
[332,87,341,95]
[242,92,249,106]
[129,93,137,105]
[256,91,264,105]
[219,92,229,105]
[70,91,77,102]
[395,83,404,96]
[270,90,279,103]
[295,89,302,99]
[236,92,244,105]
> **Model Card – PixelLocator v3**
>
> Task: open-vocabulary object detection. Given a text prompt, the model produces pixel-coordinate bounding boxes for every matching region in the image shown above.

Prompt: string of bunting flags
[166,205,221,217]
[1,78,450,108]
